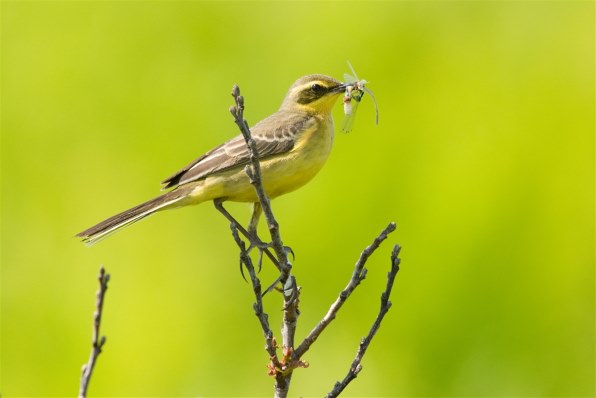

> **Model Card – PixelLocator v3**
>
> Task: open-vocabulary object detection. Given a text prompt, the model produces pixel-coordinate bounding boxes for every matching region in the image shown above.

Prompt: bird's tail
[76,187,194,246]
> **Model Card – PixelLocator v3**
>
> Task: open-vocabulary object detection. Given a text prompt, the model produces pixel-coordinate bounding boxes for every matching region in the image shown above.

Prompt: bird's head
[280,74,347,115]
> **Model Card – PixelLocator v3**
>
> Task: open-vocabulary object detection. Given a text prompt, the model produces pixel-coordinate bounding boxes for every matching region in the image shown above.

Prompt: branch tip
[79,266,111,398]
[324,226,402,397]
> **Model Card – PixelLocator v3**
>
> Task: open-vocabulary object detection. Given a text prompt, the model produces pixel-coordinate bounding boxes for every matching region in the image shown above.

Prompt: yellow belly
[187,116,334,203]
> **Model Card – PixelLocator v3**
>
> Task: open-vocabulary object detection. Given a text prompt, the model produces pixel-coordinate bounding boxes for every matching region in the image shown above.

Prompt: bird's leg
[248,202,262,239]
[247,202,267,272]
[248,201,296,268]
[213,199,294,297]
[213,199,281,271]
[246,202,299,298]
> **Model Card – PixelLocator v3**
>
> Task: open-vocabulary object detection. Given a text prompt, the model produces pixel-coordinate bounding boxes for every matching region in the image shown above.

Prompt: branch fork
[77,83,402,398]
[225,84,402,398]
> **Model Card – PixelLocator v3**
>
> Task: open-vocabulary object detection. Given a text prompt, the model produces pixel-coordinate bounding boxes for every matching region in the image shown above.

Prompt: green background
[1,1,594,397]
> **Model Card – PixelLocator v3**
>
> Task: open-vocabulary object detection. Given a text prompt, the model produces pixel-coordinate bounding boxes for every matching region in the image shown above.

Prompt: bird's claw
[246,241,272,273]
[247,241,295,269]
[238,242,266,281]
[238,237,295,281]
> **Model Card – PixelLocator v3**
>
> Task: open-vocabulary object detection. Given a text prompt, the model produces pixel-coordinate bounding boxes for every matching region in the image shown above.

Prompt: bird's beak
[330,82,349,94]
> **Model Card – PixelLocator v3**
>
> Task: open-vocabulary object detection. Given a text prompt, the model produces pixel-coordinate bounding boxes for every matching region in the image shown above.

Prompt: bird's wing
[161,113,314,189]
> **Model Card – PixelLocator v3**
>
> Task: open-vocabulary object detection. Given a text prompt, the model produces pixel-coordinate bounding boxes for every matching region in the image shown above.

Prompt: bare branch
[79,266,110,398]
[228,223,285,379]
[294,222,396,359]
[225,84,401,398]
[325,244,402,398]
[213,199,280,271]
[228,86,292,278]
[228,85,300,398]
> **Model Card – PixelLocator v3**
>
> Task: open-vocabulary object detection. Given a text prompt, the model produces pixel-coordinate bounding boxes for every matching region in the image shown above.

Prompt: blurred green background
[1,1,594,397]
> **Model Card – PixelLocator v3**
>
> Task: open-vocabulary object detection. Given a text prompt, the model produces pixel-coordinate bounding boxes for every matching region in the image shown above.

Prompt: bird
[76,74,349,245]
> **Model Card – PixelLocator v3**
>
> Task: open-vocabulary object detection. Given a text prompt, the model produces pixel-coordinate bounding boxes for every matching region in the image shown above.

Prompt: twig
[294,222,396,359]
[325,244,402,398]
[226,84,400,397]
[213,198,280,271]
[228,86,292,278]
[228,85,298,398]
[228,224,284,379]
[79,266,110,398]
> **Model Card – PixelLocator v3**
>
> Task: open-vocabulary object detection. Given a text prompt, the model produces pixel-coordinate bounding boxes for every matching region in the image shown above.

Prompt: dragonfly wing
[344,73,357,84]
[341,99,360,133]
[346,60,359,81]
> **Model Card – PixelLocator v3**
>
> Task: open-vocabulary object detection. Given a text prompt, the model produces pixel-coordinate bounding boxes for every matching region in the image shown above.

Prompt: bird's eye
[311,83,324,93]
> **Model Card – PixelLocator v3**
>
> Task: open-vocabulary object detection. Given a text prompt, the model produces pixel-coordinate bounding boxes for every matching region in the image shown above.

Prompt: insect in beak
[340,61,379,133]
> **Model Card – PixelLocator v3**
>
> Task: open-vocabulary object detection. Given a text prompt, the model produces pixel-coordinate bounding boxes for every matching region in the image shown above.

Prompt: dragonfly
[341,61,379,133]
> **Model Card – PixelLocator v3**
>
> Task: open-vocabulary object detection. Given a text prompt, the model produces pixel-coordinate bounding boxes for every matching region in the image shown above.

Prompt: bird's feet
[244,239,294,274]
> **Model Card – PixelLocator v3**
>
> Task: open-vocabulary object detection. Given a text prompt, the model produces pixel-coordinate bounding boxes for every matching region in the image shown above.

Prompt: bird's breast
[260,114,334,198]
[194,115,335,203]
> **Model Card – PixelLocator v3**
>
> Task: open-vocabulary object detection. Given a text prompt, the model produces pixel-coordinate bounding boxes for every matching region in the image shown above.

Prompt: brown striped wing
[161,112,314,189]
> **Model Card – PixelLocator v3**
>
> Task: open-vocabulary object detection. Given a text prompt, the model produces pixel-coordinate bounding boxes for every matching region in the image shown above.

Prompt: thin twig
[79,266,110,398]
[228,86,292,278]
[228,224,284,380]
[228,85,298,398]
[294,222,396,359]
[213,199,280,271]
[325,244,402,398]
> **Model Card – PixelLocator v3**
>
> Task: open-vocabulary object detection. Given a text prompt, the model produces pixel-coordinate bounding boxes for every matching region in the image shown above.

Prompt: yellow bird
[77,75,348,245]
